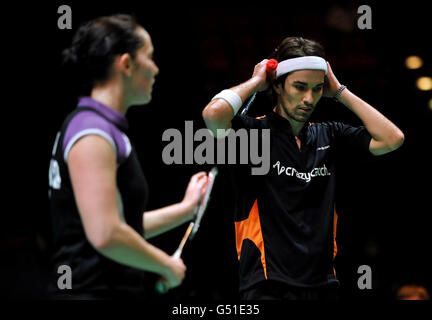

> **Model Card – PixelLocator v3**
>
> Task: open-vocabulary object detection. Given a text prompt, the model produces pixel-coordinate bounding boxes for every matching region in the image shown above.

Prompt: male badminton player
[202,37,404,300]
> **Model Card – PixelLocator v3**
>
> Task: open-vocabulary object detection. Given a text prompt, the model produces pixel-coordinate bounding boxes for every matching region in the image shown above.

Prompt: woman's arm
[143,172,208,239]
[68,135,185,288]
[325,62,405,156]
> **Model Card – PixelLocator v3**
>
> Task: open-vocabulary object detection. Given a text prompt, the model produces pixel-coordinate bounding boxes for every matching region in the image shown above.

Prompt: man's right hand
[251,59,275,92]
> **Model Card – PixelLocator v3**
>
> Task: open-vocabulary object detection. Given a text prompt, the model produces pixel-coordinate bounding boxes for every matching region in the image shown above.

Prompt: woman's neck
[91,80,127,115]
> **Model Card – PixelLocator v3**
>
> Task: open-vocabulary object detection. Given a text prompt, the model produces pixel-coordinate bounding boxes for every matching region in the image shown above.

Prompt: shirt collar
[268,111,309,139]
[77,96,129,130]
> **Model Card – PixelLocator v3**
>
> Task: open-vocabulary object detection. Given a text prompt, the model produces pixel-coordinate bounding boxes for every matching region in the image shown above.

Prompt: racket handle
[266,59,278,73]
[241,59,278,116]
[155,247,183,294]
[155,279,168,294]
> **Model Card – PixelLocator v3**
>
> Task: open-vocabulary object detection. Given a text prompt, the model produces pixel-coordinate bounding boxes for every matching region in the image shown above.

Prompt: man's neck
[274,106,305,137]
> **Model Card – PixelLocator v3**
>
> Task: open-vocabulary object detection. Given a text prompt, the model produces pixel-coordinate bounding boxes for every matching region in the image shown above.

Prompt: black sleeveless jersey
[48,106,149,298]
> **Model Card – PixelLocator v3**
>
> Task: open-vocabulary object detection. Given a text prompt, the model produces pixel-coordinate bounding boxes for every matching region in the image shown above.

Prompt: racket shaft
[175,222,194,257]
[241,93,256,115]
[155,222,195,293]
[155,167,218,294]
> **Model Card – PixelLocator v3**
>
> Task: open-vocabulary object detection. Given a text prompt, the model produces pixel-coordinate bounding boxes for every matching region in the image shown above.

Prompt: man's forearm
[338,88,404,153]
[203,77,263,136]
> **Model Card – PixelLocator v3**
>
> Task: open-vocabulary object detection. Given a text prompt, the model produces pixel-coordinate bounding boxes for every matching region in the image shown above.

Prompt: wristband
[333,85,347,101]
[211,89,243,115]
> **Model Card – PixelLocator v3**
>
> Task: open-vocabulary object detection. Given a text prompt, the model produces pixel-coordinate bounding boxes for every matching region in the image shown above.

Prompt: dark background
[2,0,431,301]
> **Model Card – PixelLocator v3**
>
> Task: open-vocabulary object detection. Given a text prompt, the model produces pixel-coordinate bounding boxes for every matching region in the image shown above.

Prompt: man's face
[276,69,325,123]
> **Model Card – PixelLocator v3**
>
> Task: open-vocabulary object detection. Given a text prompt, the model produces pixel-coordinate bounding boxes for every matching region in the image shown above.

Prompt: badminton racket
[155,167,219,293]
[241,59,278,115]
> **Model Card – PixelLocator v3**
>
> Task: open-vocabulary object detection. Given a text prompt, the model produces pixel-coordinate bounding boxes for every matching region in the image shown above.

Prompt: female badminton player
[48,14,207,299]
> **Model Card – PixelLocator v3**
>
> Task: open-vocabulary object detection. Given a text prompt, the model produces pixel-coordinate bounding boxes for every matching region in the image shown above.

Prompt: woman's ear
[116,53,133,77]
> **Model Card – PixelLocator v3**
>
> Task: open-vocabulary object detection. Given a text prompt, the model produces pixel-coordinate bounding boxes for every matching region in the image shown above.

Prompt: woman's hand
[182,171,208,218]
[323,62,342,98]
[160,256,187,290]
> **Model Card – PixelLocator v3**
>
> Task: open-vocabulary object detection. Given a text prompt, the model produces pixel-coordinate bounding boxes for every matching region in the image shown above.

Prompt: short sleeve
[62,111,130,164]
[231,114,267,130]
[329,122,372,155]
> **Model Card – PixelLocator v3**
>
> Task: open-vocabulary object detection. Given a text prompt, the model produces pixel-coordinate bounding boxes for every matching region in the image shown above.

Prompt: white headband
[276,56,328,78]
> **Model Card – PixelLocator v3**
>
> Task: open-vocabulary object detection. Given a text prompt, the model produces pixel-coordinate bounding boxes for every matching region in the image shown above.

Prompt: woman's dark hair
[269,36,326,88]
[62,14,144,95]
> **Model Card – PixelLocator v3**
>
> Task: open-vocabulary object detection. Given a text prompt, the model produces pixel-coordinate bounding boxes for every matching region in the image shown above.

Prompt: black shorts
[240,280,340,301]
